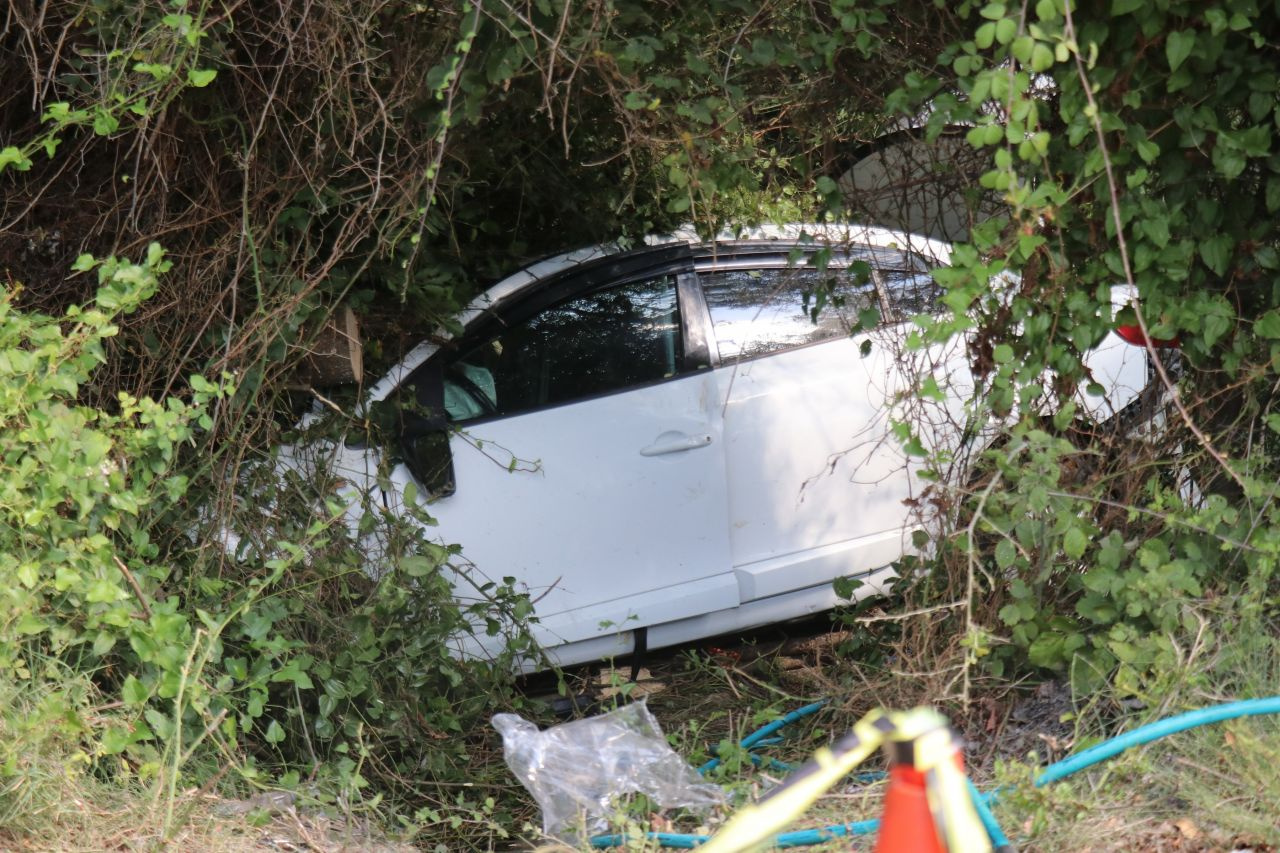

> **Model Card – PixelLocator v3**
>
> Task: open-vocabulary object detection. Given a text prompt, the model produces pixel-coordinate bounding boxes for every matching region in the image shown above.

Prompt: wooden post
[295,306,363,386]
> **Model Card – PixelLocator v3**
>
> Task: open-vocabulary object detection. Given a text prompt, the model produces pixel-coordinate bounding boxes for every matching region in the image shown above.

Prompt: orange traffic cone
[874,764,946,853]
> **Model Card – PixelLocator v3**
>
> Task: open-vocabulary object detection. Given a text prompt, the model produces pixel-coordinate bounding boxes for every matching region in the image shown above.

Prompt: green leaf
[1011,35,1035,64]
[1030,42,1055,72]
[1212,141,1246,180]
[14,613,46,635]
[92,109,119,136]
[145,708,174,741]
[1266,176,1280,213]
[0,145,32,172]
[1165,30,1195,72]
[122,675,149,706]
[995,18,1017,45]
[400,555,435,577]
[833,576,863,600]
[187,68,217,88]
[99,725,134,755]
[1255,310,1280,338]
[1063,527,1088,559]
[974,22,996,50]
[1111,0,1145,14]
[995,539,1016,568]
[1199,235,1233,276]
[1142,216,1170,248]
[16,562,38,588]
[1028,632,1066,667]
[133,62,172,81]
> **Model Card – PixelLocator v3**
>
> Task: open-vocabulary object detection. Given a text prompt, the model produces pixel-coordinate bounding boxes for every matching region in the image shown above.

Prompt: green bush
[0,250,536,843]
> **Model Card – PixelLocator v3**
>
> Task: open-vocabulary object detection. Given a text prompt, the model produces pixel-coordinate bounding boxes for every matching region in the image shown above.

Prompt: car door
[384,249,736,663]
[697,245,944,603]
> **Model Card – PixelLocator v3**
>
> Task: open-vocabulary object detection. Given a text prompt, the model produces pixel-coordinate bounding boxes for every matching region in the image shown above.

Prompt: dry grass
[0,786,422,853]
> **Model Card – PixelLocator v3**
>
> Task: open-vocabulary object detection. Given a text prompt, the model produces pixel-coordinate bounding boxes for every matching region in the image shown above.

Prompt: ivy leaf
[0,145,32,172]
[187,68,217,88]
[92,110,119,136]
[1165,30,1195,72]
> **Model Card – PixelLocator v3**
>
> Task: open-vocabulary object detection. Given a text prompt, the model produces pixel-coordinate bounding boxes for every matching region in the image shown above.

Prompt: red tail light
[1115,324,1179,348]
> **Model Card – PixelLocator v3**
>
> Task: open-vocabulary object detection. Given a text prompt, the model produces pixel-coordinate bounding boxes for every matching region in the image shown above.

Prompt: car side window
[441,274,683,421]
[700,266,878,363]
[878,262,944,318]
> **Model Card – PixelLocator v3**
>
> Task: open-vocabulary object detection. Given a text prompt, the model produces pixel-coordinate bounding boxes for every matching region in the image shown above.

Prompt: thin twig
[850,600,964,624]
[114,555,153,620]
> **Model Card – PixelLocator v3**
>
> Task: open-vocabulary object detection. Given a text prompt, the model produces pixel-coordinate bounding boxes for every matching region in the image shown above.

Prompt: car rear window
[700,266,879,363]
[700,249,941,363]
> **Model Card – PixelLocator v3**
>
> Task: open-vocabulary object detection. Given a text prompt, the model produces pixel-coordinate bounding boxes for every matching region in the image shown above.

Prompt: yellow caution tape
[696,706,992,853]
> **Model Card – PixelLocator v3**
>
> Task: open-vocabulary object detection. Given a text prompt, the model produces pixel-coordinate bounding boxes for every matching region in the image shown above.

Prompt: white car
[285,224,1152,669]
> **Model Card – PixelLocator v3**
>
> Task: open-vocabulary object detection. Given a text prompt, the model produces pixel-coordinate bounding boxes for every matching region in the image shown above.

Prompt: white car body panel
[383,369,736,650]
[714,338,917,595]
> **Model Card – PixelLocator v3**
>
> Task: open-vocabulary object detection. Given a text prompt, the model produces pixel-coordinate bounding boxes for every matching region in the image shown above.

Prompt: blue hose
[698,700,827,774]
[590,819,882,850]
[591,794,999,849]
[593,694,1280,849]
[1035,695,1280,786]
[966,777,1013,852]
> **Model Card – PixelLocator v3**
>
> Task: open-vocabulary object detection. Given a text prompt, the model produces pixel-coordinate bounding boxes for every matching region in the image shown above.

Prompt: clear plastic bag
[492,699,725,843]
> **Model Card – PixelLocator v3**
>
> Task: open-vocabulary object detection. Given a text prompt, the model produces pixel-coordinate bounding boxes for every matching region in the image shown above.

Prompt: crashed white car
[287,225,1153,669]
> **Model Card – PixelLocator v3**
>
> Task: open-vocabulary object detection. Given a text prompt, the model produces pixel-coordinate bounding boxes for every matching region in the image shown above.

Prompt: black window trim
[676,270,716,371]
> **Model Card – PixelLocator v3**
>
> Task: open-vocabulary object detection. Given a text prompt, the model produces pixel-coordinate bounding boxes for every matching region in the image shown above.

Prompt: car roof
[364,223,951,406]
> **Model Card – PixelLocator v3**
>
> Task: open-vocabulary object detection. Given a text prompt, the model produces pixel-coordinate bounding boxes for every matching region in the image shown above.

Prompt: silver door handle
[640,433,714,456]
